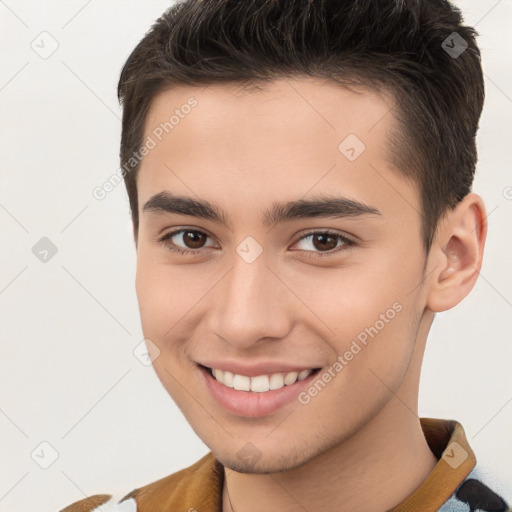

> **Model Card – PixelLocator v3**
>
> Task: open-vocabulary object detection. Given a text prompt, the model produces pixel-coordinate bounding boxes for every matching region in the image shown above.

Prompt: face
[135,77,428,473]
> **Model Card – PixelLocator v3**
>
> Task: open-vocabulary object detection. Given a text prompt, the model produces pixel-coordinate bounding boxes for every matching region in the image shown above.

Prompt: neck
[222,312,438,512]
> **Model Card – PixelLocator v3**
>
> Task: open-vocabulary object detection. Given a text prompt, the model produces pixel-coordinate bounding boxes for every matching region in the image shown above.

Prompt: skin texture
[134,77,487,512]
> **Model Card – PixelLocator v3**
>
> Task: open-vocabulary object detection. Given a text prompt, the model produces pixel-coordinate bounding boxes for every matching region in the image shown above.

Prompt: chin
[215,452,306,474]
[211,437,327,474]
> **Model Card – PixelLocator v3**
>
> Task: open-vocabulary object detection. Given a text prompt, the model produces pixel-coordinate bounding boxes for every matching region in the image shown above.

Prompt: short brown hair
[118,0,484,251]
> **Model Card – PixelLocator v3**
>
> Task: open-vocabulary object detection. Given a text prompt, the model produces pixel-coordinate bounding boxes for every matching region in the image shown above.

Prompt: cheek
[286,249,424,382]
[328,265,424,390]
[289,259,417,338]
[135,262,172,336]
[135,253,208,337]
[135,258,204,406]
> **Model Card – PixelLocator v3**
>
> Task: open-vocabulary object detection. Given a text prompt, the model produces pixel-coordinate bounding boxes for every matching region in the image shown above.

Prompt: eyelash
[157,228,356,259]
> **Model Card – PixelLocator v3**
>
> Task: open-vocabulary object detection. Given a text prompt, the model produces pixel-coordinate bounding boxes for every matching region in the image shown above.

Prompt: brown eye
[292,230,355,258]
[182,230,207,249]
[311,233,338,251]
[158,229,215,255]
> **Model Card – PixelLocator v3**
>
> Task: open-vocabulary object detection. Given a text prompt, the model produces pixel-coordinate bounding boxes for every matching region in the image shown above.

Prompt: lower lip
[199,365,320,418]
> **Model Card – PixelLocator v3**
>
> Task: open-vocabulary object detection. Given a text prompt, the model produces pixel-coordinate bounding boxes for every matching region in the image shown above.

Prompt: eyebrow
[143,191,381,228]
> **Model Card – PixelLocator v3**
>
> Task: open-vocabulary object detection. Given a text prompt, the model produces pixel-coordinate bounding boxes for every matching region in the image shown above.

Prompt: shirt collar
[388,417,476,511]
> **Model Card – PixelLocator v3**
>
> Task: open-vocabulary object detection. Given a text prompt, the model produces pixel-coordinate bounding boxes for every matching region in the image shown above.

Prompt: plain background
[0,1,511,510]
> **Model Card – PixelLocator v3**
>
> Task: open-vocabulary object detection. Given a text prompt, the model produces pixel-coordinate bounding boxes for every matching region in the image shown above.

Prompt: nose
[208,252,293,350]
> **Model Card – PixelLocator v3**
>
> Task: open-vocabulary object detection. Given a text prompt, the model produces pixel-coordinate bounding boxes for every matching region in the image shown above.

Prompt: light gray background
[0,1,511,510]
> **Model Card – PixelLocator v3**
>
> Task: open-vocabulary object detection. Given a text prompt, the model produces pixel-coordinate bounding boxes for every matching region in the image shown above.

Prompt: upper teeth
[211,368,312,392]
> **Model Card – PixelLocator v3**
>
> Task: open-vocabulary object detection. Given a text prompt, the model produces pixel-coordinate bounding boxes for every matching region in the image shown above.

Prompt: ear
[426,193,487,313]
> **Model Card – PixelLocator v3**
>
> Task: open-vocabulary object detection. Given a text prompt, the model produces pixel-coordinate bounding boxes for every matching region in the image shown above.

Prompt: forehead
[137,77,418,222]
[143,77,395,153]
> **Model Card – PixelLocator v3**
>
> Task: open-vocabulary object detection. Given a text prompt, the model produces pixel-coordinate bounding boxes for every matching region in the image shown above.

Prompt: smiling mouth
[203,365,322,393]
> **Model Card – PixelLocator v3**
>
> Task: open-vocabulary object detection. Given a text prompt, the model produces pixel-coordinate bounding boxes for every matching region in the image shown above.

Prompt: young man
[60,0,510,511]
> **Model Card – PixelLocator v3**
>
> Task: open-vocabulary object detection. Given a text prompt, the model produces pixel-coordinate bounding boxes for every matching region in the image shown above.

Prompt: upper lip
[198,360,320,377]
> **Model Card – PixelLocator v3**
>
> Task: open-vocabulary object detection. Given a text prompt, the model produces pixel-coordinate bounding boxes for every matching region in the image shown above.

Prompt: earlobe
[426,193,487,313]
